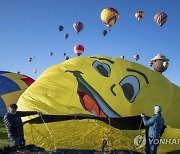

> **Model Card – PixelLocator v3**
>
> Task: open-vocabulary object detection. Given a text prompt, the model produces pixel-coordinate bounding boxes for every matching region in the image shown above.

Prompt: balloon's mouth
[77,77,120,118]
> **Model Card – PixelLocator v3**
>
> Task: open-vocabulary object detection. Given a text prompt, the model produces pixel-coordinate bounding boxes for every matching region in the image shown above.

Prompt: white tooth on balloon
[91,110,97,116]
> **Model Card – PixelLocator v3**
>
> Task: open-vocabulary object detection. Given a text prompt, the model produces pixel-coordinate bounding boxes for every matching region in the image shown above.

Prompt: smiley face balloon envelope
[17,56,180,153]
[0,71,34,117]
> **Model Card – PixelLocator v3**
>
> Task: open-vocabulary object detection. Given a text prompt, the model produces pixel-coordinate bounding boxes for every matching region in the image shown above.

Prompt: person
[3,103,41,146]
[141,105,165,154]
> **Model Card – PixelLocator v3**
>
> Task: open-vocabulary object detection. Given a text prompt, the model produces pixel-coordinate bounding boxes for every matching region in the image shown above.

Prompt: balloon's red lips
[77,77,120,118]
[78,91,107,117]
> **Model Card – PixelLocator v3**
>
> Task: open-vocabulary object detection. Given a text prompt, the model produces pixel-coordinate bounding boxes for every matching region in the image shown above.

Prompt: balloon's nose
[110,84,116,96]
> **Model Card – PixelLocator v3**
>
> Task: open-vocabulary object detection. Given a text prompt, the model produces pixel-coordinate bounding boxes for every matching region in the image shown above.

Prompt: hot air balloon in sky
[100,7,119,29]
[58,25,64,32]
[33,69,37,73]
[102,30,107,36]
[28,57,33,62]
[133,54,139,61]
[63,52,69,60]
[64,34,69,39]
[74,44,84,56]
[17,56,180,153]
[0,71,34,117]
[49,51,53,56]
[121,55,125,59]
[150,54,169,73]
[135,11,144,21]
[154,12,167,28]
[73,21,84,34]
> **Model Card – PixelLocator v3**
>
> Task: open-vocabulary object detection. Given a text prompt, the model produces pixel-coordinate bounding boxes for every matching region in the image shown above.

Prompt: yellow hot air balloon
[17,56,180,153]
[100,7,119,29]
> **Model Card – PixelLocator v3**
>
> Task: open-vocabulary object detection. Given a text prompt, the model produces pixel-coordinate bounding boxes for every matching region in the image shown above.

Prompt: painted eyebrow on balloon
[90,56,114,64]
[126,68,149,84]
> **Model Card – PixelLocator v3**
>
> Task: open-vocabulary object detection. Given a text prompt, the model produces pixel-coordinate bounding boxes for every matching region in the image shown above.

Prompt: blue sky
[0,0,179,86]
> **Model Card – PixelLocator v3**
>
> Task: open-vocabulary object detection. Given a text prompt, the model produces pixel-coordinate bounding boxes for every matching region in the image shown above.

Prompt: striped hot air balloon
[154,12,167,28]
[74,45,84,56]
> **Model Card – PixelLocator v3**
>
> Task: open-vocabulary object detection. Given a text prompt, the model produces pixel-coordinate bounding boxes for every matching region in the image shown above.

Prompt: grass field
[0,117,10,148]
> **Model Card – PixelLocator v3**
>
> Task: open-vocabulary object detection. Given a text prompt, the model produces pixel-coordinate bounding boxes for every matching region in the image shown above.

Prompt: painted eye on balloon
[92,61,111,77]
[119,76,140,102]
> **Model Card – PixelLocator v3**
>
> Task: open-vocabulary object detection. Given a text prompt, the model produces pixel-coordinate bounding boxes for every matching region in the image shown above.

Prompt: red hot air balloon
[73,22,84,34]
[74,45,84,56]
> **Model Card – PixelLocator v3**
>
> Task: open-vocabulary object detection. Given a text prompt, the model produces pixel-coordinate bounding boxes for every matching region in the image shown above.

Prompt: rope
[39,114,57,150]
[139,118,143,130]
[71,115,77,148]
[108,117,111,152]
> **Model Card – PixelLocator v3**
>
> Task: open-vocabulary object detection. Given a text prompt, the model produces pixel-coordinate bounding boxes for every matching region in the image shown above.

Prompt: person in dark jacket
[141,105,164,154]
[3,103,40,146]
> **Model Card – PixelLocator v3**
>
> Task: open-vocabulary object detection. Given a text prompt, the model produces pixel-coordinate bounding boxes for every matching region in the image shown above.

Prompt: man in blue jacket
[141,105,164,154]
[3,103,40,146]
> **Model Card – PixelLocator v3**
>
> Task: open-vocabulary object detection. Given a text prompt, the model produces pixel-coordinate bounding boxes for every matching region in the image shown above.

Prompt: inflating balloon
[74,44,84,56]
[135,11,144,21]
[100,7,119,29]
[73,22,84,34]
[0,71,34,117]
[17,56,180,153]
[154,12,167,28]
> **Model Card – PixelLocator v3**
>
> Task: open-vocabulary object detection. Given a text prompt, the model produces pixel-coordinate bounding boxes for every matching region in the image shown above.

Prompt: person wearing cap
[3,103,41,146]
[141,105,165,154]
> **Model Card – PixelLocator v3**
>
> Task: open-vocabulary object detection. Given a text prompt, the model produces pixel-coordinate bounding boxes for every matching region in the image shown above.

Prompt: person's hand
[141,114,145,117]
